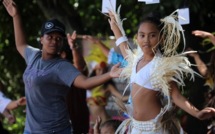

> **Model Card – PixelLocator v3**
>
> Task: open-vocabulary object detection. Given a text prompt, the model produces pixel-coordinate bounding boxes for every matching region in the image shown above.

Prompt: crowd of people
[1,0,215,134]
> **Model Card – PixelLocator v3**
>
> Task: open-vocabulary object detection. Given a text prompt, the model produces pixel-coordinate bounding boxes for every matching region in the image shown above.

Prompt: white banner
[102,0,116,13]
[178,8,190,25]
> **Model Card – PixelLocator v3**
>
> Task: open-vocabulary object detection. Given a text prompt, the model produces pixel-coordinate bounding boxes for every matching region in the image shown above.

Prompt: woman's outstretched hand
[196,107,215,120]
[110,63,122,78]
[3,0,18,17]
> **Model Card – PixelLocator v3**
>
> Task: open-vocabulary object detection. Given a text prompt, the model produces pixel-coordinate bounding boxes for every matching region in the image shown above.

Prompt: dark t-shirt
[23,46,80,134]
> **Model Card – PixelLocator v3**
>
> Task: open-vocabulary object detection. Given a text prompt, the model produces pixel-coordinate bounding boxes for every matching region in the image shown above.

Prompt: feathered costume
[108,5,198,134]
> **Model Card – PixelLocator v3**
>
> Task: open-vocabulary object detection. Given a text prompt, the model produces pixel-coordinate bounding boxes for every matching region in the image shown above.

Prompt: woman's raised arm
[3,0,28,58]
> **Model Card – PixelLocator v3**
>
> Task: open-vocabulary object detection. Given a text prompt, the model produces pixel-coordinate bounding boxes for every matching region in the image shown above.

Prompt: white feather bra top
[130,51,161,91]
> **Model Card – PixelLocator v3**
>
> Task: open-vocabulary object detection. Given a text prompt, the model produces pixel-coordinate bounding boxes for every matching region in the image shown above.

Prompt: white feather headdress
[160,10,186,56]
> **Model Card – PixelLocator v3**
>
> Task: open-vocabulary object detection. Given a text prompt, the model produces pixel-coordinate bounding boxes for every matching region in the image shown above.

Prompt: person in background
[81,35,127,67]
[84,46,128,133]
[0,80,26,134]
[93,116,122,134]
[86,61,128,125]
[81,35,129,133]
[60,32,89,134]
[188,30,215,134]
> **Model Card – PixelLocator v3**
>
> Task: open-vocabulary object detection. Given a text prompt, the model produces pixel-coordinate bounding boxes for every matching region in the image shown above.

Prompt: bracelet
[115,36,128,46]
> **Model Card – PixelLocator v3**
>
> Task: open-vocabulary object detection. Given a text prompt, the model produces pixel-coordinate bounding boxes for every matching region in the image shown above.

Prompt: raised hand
[192,30,212,38]
[3,0,18,17]
[67,31,79,50]
[108,11,118,32]
[192,30,215,46]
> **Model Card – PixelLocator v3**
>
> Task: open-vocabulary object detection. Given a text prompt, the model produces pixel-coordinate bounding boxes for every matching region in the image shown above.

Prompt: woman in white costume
[107,7,215,134]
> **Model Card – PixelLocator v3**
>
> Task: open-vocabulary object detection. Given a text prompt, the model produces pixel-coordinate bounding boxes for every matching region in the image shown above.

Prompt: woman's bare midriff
[131,83,162,121]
